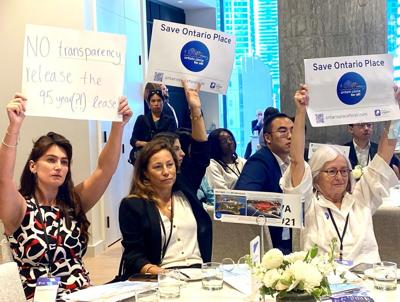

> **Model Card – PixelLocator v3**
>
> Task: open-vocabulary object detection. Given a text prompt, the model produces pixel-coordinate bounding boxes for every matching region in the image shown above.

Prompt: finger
[14,93,27,101]
[181,79,188,91]
[195,82,201,92]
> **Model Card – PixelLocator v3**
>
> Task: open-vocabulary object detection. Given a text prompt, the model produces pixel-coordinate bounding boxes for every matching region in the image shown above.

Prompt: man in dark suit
[235,112,294,255]
[345,123,400,176]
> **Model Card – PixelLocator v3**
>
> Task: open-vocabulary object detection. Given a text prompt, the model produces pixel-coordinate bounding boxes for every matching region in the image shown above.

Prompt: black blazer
[345,141,400,169]
[119,182,212,279]
[119,141,211,279]
[235,146,292,254]
[130,112,177,148]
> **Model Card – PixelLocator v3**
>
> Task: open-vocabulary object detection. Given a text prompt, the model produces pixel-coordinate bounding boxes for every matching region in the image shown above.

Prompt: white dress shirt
[206,157,246,190]
[353,139,370,167]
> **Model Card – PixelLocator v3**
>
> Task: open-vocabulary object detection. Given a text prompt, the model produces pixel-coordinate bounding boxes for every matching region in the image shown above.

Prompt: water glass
[373,261,397,291]
[158,270,180,299]
[201,262,223,290]
[136,289,159,302]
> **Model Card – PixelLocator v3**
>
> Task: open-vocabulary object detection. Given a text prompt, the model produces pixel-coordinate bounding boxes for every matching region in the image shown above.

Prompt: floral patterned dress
[8,198,90,300]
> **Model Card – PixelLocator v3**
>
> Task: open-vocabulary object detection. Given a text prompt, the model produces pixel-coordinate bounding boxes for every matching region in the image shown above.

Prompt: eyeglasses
[353,123,372,129]
[269,128,293,138]
[321,168,350,177]
[220,257,248,272]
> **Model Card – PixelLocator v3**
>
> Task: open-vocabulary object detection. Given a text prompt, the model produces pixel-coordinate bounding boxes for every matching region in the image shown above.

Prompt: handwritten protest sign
[146,20,235,94]
[22,24,126,121]
[305,54,400,127]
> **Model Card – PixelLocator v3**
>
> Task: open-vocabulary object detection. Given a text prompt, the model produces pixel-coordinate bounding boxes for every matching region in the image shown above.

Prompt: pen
[178,270,190,279]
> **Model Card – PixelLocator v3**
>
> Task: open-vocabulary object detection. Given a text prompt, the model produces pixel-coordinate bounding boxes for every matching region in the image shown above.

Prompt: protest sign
[305,54,400,127]
[22,24,126,121]
[146,19,235,94]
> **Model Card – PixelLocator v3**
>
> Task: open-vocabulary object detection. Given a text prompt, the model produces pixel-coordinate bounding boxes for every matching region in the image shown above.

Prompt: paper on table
[222,264,252,295]
[62,281,157,302]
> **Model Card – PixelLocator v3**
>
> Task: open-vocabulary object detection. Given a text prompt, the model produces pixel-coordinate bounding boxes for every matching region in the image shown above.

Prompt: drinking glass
[373,261,397,291]
[158,270,181,299]
[136,289,159,302]
[201,262,223,290]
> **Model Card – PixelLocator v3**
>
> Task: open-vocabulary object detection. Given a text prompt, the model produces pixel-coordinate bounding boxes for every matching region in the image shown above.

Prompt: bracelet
[2,140,17,148]
[144,264,156,274]
[190,112,203,121]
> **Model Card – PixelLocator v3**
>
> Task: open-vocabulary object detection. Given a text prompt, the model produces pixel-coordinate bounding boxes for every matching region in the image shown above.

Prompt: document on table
[222,264,252,295]
[62,281,157,302]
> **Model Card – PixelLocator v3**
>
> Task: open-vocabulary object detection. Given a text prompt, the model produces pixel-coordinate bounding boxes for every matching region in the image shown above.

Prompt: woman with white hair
[280,84,400,265]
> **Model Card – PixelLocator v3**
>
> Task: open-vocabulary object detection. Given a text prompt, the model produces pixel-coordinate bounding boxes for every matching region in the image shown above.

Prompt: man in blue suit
[345,123,400,176]
[235,112,294,255]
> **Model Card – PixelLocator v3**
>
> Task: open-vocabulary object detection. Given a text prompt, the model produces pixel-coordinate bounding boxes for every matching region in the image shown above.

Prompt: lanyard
[218,159,240,177]
[158,199,174,261]
[327,208,349,261]
[35,200,61,277]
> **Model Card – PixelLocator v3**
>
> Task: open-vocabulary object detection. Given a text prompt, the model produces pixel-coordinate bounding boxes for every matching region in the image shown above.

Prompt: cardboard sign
[22,24,126,121]
[146,20,235,94]
[305,54,400,126]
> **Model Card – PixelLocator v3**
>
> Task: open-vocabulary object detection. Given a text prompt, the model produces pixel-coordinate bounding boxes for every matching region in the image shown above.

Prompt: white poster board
[305,54,400,127]
[146,20,235,94]
[308,143,350,160]
[214,189,303,228]
[22,24,126,121]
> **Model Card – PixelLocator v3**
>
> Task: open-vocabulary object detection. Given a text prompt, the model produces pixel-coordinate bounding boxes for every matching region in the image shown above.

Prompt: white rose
[262,248,284,269]
[289,261,323,292]
[284,251,307,263]
[263,268,281,288]
[351,165,363,180]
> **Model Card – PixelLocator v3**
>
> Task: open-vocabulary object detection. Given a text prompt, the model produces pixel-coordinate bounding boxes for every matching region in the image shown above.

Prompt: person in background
[282,84,399,264]
[206,128,246,190]
[119,81,211,277]
[0,93,132,299]
[160,84,179,128]
[252,109,264,134]
[345,123,400,177]
[129,88,177,164]
[235,110,294,254]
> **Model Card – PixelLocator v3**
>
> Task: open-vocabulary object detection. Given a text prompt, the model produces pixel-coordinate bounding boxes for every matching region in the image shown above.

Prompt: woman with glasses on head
[129,86,177,164]
[206,128,246,190]
[280,84,400,265]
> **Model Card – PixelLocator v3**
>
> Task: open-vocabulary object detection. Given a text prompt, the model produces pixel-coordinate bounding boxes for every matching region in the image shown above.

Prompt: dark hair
[129,140,179,202]
[263,112,290,134]
[208,128,238,171]
[153,131,179,146]
[19,132,90,243]
[153,128,192,156]
[263,107,280,123]
[147,89,165,103]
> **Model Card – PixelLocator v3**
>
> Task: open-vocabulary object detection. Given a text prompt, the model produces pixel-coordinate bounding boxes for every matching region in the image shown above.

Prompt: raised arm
[75,97,132,212]
[377,85,400,163]
[182,80,206,142]
[290,84,308,187]
[0,94,28,235]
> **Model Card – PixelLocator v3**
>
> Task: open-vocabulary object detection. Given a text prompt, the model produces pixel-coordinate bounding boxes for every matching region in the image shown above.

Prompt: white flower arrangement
[351,164,366,180]
[251,244,337,300]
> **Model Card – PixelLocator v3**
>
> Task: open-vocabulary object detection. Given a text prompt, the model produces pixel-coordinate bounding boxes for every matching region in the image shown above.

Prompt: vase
[275,292,316,302]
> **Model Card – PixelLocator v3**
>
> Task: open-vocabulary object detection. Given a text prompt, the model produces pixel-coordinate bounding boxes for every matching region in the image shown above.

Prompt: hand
[6,93,26,130]
[182,80,202,110]
[117,96,132,126]
[294,84,309,113]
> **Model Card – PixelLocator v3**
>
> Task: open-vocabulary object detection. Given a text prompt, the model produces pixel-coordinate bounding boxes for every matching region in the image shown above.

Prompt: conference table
[133,278,400,302]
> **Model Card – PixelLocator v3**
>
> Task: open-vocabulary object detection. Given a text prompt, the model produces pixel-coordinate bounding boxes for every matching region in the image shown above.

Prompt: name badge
[33,277,60,302]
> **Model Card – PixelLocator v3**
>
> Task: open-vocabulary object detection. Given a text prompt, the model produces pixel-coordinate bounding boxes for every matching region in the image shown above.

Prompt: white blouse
[206,157,246,190]
[280,155,397,265]
[159,191,202,268]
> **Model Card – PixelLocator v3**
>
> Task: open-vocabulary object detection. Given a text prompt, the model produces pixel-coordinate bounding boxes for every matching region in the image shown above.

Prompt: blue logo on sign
[374,109,381,116]
[210,82,216,89]
[180,41,210,72]
[336,72,367,105]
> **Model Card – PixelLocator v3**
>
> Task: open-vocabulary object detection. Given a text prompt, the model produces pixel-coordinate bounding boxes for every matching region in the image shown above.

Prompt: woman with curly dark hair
[0,93,132,299]
[206,128,246,189]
